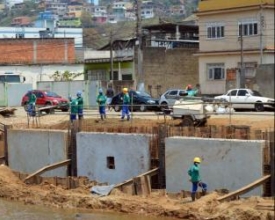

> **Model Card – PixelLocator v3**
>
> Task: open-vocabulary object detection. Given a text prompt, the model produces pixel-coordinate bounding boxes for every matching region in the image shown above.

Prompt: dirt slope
[0,165,274,220]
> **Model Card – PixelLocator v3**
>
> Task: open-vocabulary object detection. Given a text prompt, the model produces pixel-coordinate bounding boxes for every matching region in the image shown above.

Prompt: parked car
[21,90,70,113]
[159,89,188,111]
[110,90,159,112]
[214,88,275,111]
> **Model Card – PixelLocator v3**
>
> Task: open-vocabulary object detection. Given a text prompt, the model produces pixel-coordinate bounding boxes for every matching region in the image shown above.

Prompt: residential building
[34,11,59,29]
[92,5,108,24]
[45,0,68,17]
[84,38,136,92]
[112,1,133,21]
[141,0,154,19]
[0,38,84,87]
[11,16,33,27]
[5,0,23,9]
[67,1,83,18]
[196,0,275,95]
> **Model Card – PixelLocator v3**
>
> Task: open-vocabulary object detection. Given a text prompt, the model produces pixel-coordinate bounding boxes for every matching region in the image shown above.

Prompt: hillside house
[196,0,274,95]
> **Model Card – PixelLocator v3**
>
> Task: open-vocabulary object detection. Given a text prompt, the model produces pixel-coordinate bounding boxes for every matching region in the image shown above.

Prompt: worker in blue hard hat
[188,157,207,202]
[27,89,37,117]
[76,90,83,120]
[96,88,107,120]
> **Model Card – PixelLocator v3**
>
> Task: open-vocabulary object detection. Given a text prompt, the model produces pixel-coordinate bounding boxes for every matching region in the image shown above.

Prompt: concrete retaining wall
[77,132,150,184]
[165,137,265,196]
[7,129,68,177]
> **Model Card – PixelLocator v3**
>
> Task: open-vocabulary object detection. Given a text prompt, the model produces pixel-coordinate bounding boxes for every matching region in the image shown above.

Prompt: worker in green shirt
[69,95,78,123]
[121,87,130,121]
[27,90,36,116]
[76,91,84,120]
[188,157,207,202]
[96,88,107,120]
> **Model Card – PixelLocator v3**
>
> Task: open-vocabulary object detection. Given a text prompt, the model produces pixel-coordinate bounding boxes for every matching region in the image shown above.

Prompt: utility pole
[136,0,144,91]
[110,30,114,81]
[239,24,245,88]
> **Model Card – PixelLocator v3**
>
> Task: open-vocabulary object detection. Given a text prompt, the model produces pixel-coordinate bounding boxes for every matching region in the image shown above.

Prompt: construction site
[0,108,274,219]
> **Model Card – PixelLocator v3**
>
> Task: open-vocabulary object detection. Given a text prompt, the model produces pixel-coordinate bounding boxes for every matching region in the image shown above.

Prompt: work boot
[127,116,130,121]
[191,193,196,202]
[202,189,207,196]
[100,115,104,121]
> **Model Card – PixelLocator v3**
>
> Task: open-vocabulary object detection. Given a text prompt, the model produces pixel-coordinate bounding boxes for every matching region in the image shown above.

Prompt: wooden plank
[114,168,159,188]
[24,159,71,182]
[217,175,271,202]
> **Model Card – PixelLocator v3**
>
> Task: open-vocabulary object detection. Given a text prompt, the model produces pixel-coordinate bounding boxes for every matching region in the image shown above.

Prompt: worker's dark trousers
[192,181,207,194]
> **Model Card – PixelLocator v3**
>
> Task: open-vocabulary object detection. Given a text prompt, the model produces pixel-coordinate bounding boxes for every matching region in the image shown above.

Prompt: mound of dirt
[0,165,273,219]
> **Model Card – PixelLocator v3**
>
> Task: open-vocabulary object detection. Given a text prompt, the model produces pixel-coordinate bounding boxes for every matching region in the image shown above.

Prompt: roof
[142,23,198,33]
[198,0,274,12]
[99,38,136,50]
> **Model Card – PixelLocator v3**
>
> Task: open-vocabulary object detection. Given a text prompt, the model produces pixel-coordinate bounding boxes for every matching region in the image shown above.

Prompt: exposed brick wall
[0,39,75,64]
[139,47,199,98]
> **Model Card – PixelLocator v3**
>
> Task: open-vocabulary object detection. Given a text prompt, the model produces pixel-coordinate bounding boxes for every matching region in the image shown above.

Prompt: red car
[21,90,69,113]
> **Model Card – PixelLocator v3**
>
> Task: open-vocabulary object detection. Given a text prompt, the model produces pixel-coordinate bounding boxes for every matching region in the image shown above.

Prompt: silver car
[159,89,188,111]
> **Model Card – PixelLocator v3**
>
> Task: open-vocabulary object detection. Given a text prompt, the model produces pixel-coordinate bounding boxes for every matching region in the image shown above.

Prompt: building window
[107,156,115,169]
[206,23,224,39]
[207,63,225,80]
[238,21,258,36]
[237,62,257,78]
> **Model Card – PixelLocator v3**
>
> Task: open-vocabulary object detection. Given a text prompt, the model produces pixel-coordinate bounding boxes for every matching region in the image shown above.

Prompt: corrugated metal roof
[198,0,274,12]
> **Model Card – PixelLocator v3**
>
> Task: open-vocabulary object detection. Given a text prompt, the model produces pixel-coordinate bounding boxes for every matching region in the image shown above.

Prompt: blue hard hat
[76,91,82,97]
[99,88,103,94]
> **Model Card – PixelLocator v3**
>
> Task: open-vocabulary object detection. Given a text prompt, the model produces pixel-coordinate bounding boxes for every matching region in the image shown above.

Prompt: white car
[159,89,188,111]
[214,88,275,111]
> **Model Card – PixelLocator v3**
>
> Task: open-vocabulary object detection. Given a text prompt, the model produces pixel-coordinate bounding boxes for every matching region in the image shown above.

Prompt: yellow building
[196,0,274,95]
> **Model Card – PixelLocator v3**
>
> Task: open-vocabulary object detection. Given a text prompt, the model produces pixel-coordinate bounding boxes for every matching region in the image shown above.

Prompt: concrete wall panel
[77,132,150,184]
[7,129,68,177]
[165,137,265,196]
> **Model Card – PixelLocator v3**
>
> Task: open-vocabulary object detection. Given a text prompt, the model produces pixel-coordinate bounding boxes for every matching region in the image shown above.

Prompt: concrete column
[33,41,37,64]
[118,62,122,80]
[64,40,68,63]
[176,25,180,41]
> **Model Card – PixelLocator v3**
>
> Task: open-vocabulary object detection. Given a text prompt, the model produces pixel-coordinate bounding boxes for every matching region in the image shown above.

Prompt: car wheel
[61,108,69,112]
[114,104,121,112]
[160,102,168,112]
[23,102,28,111]
[45,102,52,114]
[255,102,264,112]
[139,104,147,112]
[181,116,194,127]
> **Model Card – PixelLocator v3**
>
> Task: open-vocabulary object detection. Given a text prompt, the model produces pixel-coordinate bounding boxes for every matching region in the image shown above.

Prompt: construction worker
[185,84,198,97]
[121,87,130,121]
[76,91,84,120]
[69,95,78,123]
[96,88,107,120]
[188,157,207,202]
[106,85,114,111]
[27,90,37,116]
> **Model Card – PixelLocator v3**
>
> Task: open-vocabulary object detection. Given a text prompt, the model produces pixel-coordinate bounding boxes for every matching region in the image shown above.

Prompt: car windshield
[135,91,151,97]
[251,90,262,97]
[45,91,60,98]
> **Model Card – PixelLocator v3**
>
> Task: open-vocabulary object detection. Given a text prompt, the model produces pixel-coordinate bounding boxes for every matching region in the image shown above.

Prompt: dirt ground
[0,165,274,219]
[0,111,274,219]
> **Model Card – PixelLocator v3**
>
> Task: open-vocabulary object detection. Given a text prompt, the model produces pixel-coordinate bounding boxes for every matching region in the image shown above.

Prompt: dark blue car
[110,90,160,112]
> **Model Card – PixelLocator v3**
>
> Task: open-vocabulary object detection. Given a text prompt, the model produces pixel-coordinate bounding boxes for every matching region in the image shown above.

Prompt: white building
[0,27,83,48]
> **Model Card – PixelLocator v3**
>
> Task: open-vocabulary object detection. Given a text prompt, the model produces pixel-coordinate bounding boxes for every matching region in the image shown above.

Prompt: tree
[50,70,83,81]
[81,11,94,28]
